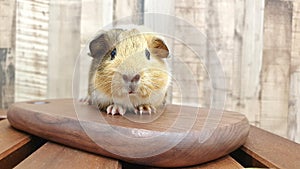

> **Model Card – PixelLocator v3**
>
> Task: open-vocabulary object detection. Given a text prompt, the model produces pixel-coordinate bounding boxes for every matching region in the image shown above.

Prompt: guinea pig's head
[89,29,171,102]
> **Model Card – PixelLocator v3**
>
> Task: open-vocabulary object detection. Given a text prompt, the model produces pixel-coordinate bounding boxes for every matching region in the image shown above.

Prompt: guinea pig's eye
[110,48,117,60]
[145,49,150,60]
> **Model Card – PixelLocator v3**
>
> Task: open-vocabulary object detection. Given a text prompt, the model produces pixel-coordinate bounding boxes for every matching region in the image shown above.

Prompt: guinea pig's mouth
[128,91,138,95]
[126,85,138,95]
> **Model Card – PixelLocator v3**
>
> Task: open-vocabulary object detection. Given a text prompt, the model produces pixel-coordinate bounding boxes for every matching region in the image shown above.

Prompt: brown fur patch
[138,68,169,98]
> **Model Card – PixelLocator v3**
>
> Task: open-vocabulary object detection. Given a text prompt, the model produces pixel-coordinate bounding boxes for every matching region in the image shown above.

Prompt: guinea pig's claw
[106,105,114,114]
[79,96,92,105]
[135,105,156,115]
[106,104,126,116]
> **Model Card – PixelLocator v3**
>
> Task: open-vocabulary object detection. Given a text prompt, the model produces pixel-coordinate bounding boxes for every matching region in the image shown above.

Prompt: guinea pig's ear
[89,33,110,58]
[145,35,169,58]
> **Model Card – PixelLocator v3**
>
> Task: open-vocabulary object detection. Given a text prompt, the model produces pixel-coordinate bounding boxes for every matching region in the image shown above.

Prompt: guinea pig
[85,28,171,115]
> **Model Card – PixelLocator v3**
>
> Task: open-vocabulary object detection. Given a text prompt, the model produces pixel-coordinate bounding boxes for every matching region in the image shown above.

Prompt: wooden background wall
[0,0,299,143]
[0,0,15,108]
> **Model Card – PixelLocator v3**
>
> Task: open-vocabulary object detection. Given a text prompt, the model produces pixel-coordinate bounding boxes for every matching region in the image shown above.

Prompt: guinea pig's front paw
[106,104,126,116]
[79,96,92,105]
[134,104,156,115]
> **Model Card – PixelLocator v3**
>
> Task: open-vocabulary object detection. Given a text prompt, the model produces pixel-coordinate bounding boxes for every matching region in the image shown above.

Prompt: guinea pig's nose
[123,74,140,83]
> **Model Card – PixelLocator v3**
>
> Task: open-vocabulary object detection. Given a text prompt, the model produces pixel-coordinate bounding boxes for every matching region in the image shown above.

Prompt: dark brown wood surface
[0,120,45,169]
[15,142,121,169]
[241,126,300,168]
[7,99,250,167]
[187,156,243,169]
[122,155,243,169]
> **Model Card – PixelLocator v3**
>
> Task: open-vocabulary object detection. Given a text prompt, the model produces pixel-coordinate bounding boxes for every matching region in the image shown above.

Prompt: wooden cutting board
[7,99,249,168]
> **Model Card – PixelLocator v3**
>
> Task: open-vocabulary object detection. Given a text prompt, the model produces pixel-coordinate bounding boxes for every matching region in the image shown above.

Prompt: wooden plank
[238,0,264,124]
[260,0,292,137]
[288,0,300,143]
[0,0,16,109]
[113,0,142,25]
[15,142,121,169]
[0,119,45,169]
[47,0,80,99]
[204,0,236,110]
[144,0,175,35]
[239,126,300,169]
[15,0,49,102]
[122,156,243,169]
[0,0,15,48]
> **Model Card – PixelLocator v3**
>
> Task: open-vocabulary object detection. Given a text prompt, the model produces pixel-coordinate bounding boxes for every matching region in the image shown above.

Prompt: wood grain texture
[289,0,300,143]
[7,99,249,167]
[0,120,45,169]
[241,126,300,169]
[0,120,29,161]
[122,155,243,169]
[260,0,292,138]
[238,0,264,124]
[0,0,15,48]
[187,156,243,169]
[15,0,49,102]
[15,142,121,169]
[47,0,80,99]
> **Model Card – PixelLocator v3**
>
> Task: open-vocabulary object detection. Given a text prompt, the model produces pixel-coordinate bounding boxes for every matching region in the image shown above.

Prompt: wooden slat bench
[1,113,299,169]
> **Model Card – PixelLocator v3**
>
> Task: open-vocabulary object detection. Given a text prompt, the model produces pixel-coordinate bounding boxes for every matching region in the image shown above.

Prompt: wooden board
[15,142,121,169]
[241,126,300,168]
[0,120,45,169]
[7,99,249,167]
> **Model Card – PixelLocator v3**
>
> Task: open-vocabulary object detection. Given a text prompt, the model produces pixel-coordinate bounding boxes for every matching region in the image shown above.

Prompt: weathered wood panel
[172,0,208,106]
[0,0,16,108]
[113,0,144,25]
[15,0,49,102]
[237,0,264,125]
[47,0,81,99]
[204,0,237,111]
[260,0,292,138]
[0,0,16,48]
[289,0,300,143]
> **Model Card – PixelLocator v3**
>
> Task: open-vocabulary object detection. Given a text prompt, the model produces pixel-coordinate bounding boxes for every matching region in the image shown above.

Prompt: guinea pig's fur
[87,28,171,115]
